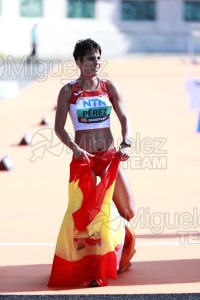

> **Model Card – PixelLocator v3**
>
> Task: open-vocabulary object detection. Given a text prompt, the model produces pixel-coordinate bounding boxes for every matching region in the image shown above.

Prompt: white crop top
[68,78,112,131]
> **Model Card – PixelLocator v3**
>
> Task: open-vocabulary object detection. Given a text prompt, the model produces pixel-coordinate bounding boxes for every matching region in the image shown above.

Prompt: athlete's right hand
[73,147,94,162]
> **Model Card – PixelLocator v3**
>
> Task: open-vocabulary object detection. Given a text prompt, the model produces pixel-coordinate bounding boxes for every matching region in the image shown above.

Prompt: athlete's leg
[112,166,135,221]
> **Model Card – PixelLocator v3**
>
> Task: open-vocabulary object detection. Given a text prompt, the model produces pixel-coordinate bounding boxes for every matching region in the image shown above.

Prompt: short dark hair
[73,38,101,61]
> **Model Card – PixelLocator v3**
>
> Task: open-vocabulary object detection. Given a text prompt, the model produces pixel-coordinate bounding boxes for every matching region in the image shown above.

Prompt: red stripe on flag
[48,251,117,288]
[72,152,121,231]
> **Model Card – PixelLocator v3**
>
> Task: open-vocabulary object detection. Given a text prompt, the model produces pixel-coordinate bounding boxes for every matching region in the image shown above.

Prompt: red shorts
[89,148,116,176]
[71,148,117,177]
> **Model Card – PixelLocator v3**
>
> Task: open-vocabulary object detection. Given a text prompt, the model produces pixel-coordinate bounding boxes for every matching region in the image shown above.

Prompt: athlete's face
[78,49,101,77]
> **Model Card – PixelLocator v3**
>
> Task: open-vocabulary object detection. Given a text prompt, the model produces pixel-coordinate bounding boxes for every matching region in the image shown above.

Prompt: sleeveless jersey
[68,78,112,131]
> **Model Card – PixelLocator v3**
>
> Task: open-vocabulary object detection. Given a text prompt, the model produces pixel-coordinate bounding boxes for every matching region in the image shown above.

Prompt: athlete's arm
[54,84,93,162]
[54,84,76,150]
[107,80,131,141]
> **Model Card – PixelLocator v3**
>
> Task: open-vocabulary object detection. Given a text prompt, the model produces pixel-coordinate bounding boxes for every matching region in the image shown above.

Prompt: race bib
[76,96,112,123]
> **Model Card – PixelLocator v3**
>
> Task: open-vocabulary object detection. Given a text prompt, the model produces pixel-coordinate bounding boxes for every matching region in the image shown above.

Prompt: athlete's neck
[78,76,99,92]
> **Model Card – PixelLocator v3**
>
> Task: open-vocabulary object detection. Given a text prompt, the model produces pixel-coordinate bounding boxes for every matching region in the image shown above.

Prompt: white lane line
[0,241,186,246]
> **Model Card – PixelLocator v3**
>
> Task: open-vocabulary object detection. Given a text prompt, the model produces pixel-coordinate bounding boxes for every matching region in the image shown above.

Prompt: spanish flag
[48,152,135,287]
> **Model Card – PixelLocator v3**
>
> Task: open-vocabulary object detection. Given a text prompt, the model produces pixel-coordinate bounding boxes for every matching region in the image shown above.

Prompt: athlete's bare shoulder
[106,79,122,98]
[57,83,72,105]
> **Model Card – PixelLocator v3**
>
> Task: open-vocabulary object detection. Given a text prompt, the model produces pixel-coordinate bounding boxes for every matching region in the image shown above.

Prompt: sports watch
[120,139,132,148]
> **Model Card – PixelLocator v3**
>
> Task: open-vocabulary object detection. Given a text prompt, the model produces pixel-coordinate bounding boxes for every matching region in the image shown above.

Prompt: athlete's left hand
[119,148,130,161]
